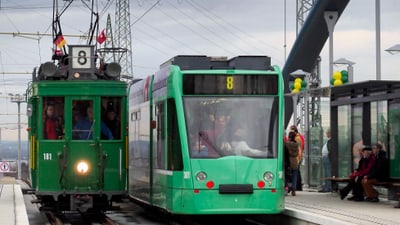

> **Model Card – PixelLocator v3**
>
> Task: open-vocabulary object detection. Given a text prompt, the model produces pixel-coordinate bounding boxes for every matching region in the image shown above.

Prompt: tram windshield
[184,97,279,158]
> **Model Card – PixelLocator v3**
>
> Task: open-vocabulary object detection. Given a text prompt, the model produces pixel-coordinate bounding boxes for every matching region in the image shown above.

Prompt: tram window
[155,103,165,169]
[167,99,183,170]
[72,100,95,140]
[43,97,64,140]
[102,97,122,140]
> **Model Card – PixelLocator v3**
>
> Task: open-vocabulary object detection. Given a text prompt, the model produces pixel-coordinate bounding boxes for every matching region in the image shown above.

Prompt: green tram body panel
[150,159,284,214]
[129,55,285,215]
[28,80,128,196]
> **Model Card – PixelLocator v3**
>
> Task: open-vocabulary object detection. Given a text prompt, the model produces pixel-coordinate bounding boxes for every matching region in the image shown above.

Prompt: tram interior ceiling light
[385,44,400,55]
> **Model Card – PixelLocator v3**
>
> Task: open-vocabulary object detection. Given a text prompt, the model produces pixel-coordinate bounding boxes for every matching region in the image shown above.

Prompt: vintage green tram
[27,45,128,211]
[128,55,285,214]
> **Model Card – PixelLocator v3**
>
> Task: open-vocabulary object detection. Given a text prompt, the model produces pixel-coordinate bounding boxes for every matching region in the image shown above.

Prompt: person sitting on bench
[362,143,389,203]
[339,146,375,201]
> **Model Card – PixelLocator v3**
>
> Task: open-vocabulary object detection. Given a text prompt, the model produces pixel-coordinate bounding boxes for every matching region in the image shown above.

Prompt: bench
[323,177,400,207]
[322,177,399,192]
[322,177,349,192]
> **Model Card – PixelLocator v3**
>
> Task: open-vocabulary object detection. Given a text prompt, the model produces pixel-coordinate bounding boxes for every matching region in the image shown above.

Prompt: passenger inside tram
[193,103,268,157]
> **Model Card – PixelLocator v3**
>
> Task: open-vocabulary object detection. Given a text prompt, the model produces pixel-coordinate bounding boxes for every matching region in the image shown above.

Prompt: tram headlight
[104,62,121,78]
[264,171,274,185]
[195,171,207,181]
[76,160,90,175]
[39,61,57,78]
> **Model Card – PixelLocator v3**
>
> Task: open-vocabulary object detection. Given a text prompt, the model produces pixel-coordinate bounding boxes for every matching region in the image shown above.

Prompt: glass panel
[308,126,323,186]
[101,97,122,140]
[351,104,363,170]
[184,96,278,158]
[338,105,352,177]
[167,99,183,170]
[371,101,388,150]
[308,97,331,187]
[154,103,165,169]
[72,100,94,140]
[388,100,400,178]
[43,97,64,140]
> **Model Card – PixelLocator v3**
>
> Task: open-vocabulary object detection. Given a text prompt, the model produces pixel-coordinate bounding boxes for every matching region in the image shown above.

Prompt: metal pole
[375,0,381,80]
[10,94,25,180]
[17,101,21,180]
[324,11,338,81]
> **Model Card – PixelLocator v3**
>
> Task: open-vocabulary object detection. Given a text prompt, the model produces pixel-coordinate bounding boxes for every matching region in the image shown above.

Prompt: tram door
[66,97,103,190]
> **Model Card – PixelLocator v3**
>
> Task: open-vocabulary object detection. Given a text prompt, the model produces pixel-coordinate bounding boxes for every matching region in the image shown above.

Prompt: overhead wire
[131,17,204,54]
[154,3,237,55]
[188,0,284,63]
[163,0,252,55]
[131,0,161,26]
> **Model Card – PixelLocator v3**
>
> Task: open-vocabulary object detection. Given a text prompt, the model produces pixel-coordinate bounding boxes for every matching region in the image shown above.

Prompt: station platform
[0,176,29,225]
[284,190,400,225]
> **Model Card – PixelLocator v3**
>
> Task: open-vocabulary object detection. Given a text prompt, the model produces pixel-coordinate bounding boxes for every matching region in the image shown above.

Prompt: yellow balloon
[334,79,343,86]
[295,77,302,83]
[294,82,301,89]
[333,71,342,80]
[292,89,299,93]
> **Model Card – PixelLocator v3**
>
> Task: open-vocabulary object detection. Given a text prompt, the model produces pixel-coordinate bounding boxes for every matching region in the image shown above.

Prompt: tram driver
[198,109,267,157]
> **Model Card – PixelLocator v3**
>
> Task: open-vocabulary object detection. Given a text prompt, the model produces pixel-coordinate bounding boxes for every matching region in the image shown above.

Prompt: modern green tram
[128,55,285,214]
[27,45,128,212]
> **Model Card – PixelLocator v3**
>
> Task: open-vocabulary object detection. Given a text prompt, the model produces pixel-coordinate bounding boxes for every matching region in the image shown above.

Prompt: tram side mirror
[27,104,33,117]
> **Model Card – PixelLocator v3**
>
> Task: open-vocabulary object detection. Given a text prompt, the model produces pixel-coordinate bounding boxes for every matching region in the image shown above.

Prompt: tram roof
[287,80,400,106]
[160,55,272,71]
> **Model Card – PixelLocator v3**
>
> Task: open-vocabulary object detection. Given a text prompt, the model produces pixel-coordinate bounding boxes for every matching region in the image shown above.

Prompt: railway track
[45,210,119,225]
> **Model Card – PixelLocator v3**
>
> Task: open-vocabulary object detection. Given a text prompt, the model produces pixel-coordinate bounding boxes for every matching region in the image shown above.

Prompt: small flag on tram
[53,33,66,49]
[97,29,106,44]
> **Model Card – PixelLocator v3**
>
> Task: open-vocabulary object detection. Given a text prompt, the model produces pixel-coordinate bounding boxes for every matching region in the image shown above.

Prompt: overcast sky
[1,0,400,140]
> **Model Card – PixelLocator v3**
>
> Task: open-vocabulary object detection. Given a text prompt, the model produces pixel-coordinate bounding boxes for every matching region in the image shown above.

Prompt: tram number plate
[43,153,52,160]
[219,184,253,194]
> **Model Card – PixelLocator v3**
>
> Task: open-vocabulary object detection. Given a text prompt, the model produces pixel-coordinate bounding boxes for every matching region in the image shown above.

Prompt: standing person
[319,128,332,192]
[283,135,291,195]
[352,131,364,170]
[362,143,389,202]
[104,102,121,139]
[339,146,375,201]
[290,125,304,191]
[44,104,61,139]
[285,131,301,196]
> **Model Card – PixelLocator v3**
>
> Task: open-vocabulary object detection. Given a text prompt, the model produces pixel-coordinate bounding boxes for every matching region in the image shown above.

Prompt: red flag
[97,29,106,44]
[53,33,66,49]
